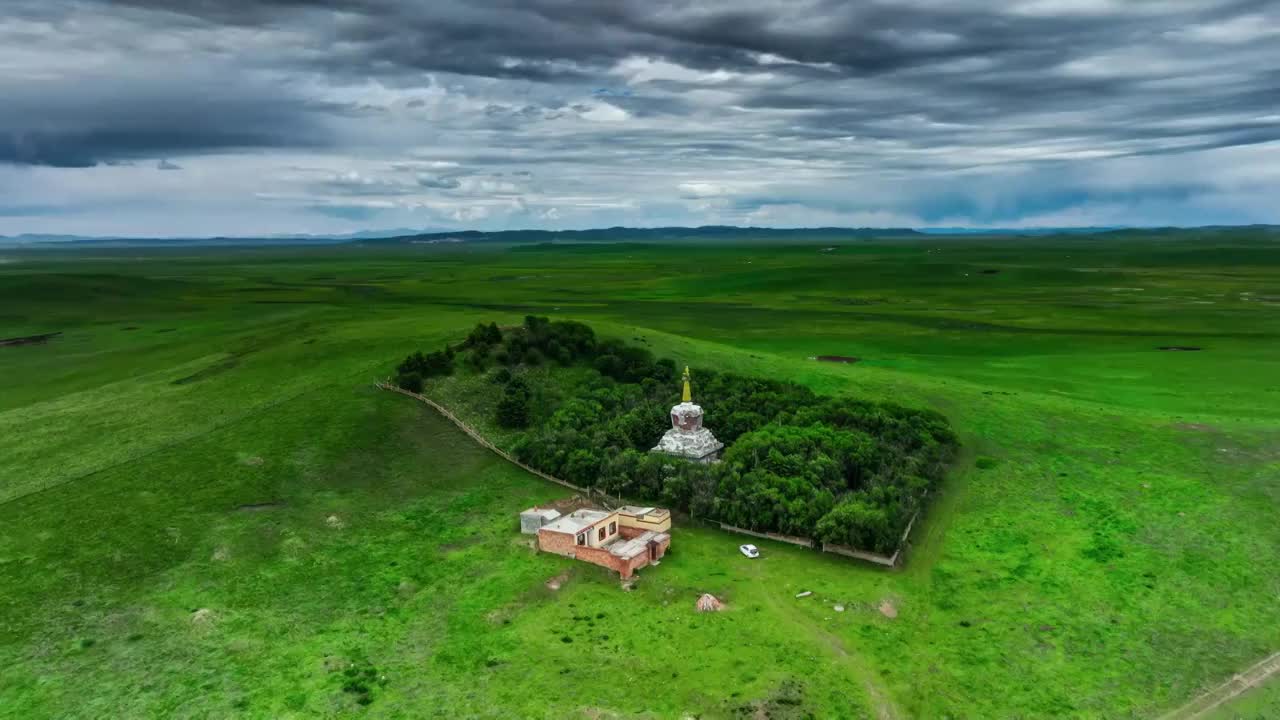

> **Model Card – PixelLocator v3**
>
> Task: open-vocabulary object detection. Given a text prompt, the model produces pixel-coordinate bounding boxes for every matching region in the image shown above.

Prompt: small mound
[696,593,725,612]
[1158,346,1201,351]
[814,355,860,364]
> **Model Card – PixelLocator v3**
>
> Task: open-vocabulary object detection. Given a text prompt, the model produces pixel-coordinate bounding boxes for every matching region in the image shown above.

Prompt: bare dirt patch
[879,600,898,619]
[1158,346,1202,351]
[1173,423,1219,433]
[545,572,570,591]
[814,355,861,364]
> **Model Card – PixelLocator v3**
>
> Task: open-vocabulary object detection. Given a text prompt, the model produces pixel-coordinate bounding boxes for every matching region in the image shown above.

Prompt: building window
[576,533,586,546]
[598,527,607,542]
[609,522,617,535]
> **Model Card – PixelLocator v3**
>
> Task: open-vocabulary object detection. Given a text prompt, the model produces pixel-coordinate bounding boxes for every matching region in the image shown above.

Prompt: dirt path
[747,561,902,720]
[1159,651,1280,720]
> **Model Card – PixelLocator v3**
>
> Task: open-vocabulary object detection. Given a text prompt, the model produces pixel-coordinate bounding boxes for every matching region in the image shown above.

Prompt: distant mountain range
[2,224,1276,249]
[0,227,438,248]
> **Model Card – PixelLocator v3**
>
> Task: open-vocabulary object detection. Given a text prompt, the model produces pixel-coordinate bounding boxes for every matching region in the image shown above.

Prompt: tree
[496,378,531,428]
[465,322,503,349]
[496,391,529,429]
[395,372,423,393]
[396,348,454,378]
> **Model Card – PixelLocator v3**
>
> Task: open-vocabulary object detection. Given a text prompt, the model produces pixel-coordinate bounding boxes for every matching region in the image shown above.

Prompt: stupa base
[651,428,723,463]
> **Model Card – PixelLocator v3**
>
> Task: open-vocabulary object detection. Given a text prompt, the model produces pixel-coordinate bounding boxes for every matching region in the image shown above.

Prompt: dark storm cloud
[116,0,1275,156]
[2,0,1278,232]
[0,71,333,167]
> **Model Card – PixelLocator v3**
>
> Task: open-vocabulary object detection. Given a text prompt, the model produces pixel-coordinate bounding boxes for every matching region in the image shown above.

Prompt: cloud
[1,0,1278,235]
[417,173,462,189]
[0,69,332,167]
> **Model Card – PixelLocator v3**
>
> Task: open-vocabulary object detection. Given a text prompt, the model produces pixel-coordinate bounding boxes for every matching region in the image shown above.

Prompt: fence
[375,382,590,496]
[718,507,921,568]
[718,523,815,549]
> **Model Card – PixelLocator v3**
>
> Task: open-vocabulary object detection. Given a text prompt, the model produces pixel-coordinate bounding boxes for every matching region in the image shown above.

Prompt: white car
[739,544,760,559]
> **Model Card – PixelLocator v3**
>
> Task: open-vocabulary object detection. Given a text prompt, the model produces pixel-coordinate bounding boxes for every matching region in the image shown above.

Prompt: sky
[2,0,1279,237]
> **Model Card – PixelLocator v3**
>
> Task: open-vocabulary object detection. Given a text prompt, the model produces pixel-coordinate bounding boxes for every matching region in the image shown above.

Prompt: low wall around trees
[376,382,589,495]
[718,507,921,568]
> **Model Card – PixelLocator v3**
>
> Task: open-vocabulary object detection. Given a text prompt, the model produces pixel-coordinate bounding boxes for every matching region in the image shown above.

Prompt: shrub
[396,349,454,378]
[975,456,998,470]
[395,372,423,394]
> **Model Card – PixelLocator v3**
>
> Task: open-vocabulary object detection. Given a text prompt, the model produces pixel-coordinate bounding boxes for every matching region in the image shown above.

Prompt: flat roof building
[530,506,672,579]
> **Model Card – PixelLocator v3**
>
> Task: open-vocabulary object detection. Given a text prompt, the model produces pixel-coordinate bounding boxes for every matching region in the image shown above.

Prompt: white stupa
[652,366,723,463]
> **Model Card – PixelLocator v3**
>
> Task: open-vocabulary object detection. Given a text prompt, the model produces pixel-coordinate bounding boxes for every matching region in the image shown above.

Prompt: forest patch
[395,317,958,557]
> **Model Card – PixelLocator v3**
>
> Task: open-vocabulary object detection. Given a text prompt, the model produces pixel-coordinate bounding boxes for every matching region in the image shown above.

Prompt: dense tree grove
[395,317,958,554]
[395,348,453,389]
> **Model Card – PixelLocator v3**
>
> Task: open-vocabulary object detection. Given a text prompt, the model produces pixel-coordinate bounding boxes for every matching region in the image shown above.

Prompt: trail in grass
[1161,652,1280,720]
[746,558,902,720]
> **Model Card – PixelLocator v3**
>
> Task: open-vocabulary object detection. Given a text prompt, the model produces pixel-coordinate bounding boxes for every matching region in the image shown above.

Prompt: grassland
[1,233,1277,718]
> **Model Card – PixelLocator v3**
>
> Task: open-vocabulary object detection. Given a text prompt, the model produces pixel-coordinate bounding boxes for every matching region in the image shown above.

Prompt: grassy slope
[1,236,1277,718]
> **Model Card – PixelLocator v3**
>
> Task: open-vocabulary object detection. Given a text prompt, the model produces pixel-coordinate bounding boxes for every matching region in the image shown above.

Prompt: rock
[325,515,344,529]
[834,604,845,612]
[696,593,725,612]
[796,591,812,598]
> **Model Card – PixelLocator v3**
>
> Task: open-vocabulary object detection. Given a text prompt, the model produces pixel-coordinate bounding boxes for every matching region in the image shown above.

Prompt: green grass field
[1,234,1277,718]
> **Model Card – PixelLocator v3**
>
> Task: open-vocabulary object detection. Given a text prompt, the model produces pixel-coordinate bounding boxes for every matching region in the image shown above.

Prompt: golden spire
[681,366,692,403]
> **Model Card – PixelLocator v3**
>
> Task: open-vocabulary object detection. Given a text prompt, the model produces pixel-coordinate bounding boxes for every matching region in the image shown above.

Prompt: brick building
[533,506,672,579]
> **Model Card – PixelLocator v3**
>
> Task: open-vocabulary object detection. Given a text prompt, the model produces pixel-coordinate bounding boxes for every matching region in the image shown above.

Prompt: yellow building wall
[587,512,621,547]
[618,511,671,533]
